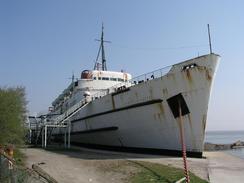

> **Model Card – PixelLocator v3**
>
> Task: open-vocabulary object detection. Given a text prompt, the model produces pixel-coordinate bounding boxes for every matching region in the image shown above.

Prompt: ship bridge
[51,70,131,113]
[80,70,131,89]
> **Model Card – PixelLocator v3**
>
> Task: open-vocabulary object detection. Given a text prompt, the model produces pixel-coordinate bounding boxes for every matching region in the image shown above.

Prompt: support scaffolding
[41,121,71,149]
[30,100,89,149]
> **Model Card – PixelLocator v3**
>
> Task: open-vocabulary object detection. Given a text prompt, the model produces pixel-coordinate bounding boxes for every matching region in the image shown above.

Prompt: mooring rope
[178,100,190,182]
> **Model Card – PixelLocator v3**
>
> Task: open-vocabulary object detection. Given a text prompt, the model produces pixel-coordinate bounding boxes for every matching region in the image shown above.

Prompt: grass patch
[129,161,208,183]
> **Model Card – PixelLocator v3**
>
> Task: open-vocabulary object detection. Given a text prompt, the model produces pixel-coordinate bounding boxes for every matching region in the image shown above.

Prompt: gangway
[34,98,89,148]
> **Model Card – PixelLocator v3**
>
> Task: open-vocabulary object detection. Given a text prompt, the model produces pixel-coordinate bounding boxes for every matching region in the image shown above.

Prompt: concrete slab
[205,151,244,183]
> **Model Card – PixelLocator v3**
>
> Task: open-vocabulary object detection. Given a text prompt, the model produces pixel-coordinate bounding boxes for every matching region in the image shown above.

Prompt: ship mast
[94,24,110,71]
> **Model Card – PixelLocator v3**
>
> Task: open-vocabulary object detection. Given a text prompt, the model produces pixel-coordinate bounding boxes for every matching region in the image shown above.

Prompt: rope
[178,100,190,182]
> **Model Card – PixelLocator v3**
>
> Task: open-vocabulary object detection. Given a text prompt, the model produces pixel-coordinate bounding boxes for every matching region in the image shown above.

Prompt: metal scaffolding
[41,122,71,149]
[29,101,89,148]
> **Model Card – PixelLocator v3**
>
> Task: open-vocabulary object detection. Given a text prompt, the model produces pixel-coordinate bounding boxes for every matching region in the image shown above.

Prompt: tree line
[0,87,27,146]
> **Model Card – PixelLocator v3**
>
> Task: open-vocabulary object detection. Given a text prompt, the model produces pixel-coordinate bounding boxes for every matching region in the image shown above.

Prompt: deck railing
[91,65,172,99]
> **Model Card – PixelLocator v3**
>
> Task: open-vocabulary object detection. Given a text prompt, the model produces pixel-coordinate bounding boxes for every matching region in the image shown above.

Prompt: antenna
[207,24,213,54]
[101,23,106,70]
[72,71,74,83]
[67,71,76,91]
[68,71,75,83]
[94,23,111,71]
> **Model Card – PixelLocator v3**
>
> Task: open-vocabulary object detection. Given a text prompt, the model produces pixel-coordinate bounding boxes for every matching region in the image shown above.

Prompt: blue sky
[0,0,244,131]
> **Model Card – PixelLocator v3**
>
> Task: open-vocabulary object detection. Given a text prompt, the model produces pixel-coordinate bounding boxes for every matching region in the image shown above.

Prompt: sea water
[205,130,244,159]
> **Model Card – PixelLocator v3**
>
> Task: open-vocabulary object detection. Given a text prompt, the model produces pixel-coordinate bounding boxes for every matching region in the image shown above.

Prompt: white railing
[91,65,172,99]
[51,99,88,124]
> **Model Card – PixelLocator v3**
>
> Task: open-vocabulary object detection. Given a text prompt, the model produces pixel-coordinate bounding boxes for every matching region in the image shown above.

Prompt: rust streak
[187,114,193,128]
[158,103,164,114]
[205,69,212,81]
[162,88,168,96]
[196,65,205,72]
[187,114,197,150]
[157,113,161,121]
[149,87,153,95]
[152,104,165,122]
[202,114,207,134]
[149,87,153,100]
[135,92,138,99]
[185,70,192,83]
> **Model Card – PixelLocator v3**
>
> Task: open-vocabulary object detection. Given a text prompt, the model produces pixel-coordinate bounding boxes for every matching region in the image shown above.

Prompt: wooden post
[179,100,190,182]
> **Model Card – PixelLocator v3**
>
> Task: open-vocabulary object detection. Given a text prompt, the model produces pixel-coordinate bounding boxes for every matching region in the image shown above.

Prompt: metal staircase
[34,98,89,147]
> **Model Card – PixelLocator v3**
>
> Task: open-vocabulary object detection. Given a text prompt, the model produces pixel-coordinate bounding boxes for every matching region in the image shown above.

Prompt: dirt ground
[21,146,209,183]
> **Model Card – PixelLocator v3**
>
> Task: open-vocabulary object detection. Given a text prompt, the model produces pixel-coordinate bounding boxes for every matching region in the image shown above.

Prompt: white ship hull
[53,54,220,157]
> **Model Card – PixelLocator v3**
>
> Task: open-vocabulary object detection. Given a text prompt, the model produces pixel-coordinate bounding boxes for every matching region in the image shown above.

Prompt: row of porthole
[93,77,126,82]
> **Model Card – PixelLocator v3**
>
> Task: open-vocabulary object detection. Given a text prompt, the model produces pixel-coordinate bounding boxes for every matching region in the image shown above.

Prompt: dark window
[138,80,144,83]
[102,77,109,80]
[118,78,124,82]
[93,77,97,80]
[182,63,197,71]
[98,77,101,80]
[110,78,117,81]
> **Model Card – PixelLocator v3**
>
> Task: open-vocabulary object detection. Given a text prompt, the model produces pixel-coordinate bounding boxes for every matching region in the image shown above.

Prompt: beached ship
[47,26,220,157]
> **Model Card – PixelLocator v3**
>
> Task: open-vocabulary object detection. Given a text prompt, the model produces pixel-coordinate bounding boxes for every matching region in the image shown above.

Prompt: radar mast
[94,24,111,71]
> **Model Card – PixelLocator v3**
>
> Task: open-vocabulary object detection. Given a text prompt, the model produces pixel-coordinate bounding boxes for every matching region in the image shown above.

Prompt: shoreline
[204,140,244,151]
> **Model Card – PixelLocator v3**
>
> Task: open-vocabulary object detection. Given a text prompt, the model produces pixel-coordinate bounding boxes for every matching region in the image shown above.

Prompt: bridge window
[110,78,117,81]
[118,78,124,82]
[102,77,109,80]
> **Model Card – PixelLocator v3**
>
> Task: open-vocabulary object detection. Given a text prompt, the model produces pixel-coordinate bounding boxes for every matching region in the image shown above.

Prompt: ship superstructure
[51,69,131,114]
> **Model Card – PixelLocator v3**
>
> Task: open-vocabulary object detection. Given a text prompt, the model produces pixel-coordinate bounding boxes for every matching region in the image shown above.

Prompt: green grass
[129,161,208,183]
